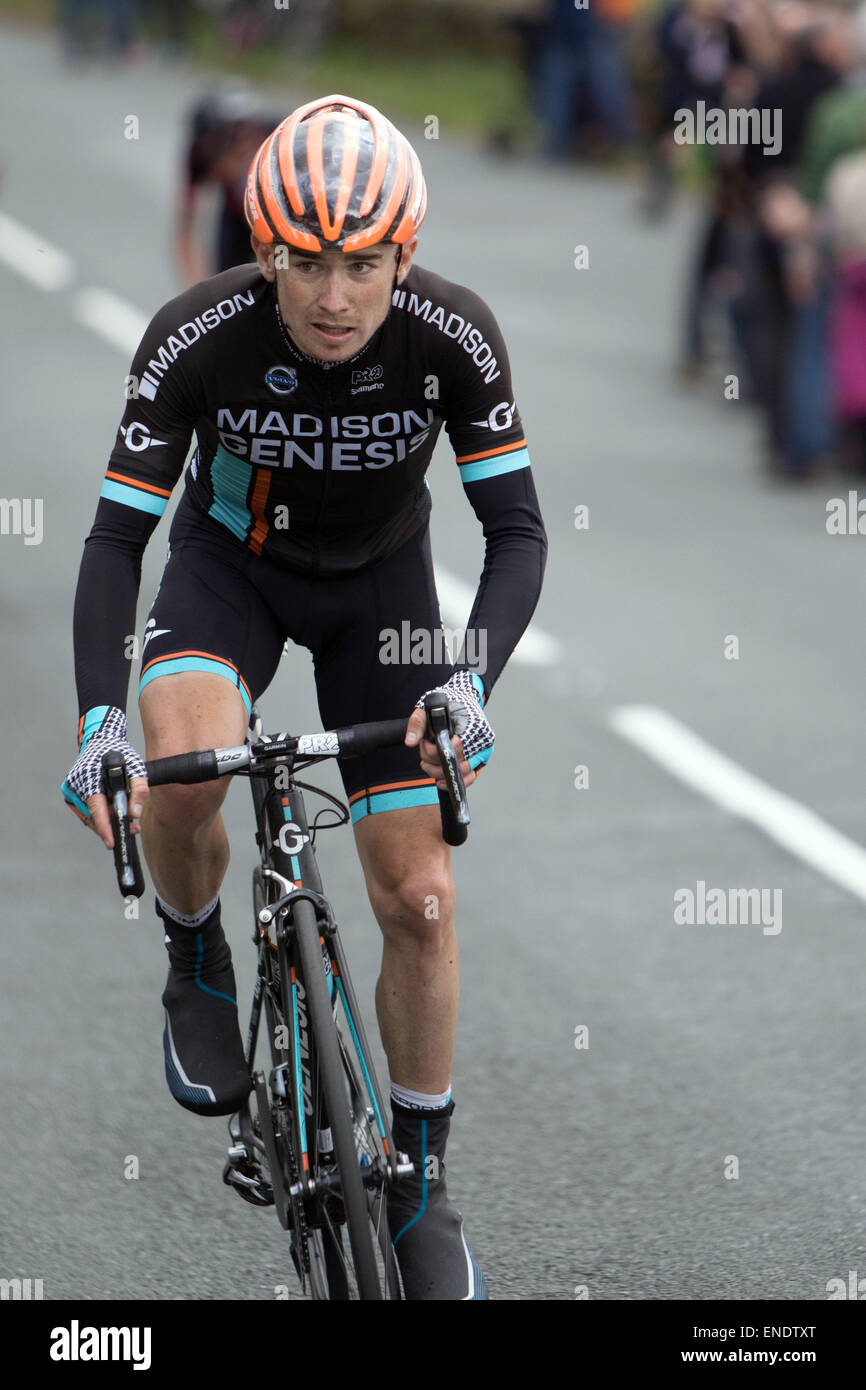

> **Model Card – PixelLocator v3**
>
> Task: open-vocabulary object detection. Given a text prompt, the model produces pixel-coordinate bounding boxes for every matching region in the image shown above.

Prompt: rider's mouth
[311,323,355,344]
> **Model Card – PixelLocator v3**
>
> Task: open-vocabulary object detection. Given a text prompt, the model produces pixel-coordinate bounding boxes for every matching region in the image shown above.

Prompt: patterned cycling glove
[415,670,494,771]
[61,706,147,822]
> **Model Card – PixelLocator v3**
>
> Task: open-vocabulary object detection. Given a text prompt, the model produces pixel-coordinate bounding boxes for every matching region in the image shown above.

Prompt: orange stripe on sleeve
[455,437,527,465]
[104,471,172,498]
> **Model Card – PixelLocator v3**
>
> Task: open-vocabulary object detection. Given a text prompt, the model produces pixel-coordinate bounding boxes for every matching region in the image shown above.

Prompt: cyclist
[62,94,547,1300]
[177,88,282,286]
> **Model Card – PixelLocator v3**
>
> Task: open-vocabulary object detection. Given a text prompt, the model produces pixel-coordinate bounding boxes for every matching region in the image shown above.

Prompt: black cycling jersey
[73,261,547,723]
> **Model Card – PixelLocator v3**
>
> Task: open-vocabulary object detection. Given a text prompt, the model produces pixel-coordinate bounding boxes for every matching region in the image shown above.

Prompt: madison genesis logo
[265,365,298,396]
[137,289,256,401]
[391,289,502,383]
[216,406,435,469]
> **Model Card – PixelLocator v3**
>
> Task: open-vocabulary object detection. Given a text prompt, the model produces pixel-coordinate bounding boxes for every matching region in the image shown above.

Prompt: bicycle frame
[226,731,406,1294]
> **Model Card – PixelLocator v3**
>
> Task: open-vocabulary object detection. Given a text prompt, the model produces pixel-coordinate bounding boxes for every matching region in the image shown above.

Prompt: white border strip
[609,703,866,902]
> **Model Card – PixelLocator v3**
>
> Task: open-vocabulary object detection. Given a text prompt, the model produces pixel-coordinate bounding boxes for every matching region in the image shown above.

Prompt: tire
[293,898,382,1300]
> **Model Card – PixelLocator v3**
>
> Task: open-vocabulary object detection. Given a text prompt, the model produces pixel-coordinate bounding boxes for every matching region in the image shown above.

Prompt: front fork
[225,776,412,1214]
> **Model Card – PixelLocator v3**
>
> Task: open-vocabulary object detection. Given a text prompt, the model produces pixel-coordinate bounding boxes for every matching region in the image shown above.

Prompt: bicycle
[102,691,470,1300]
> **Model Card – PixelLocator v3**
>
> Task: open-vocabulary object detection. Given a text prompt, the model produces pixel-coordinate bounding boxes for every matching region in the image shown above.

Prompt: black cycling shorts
[138,501,452,823]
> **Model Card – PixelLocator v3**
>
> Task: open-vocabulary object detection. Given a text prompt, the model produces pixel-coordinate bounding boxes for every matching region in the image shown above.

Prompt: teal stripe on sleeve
[100,479,168,516]
[458,446,530,483]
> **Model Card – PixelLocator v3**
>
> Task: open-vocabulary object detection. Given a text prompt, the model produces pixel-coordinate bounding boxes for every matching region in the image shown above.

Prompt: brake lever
[423,692,469,846]
[102,750,146,899]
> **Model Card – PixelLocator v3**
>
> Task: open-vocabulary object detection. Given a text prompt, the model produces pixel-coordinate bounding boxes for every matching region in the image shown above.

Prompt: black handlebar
[102,750,146,898]
[104,696,471,898]
[423,692,470,847]
[330,717,407,758]
[147,749,220,786]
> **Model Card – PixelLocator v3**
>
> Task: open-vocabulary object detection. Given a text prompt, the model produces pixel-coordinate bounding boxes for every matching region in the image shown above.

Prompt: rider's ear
[252,235,276,282]
[395,238,417,284]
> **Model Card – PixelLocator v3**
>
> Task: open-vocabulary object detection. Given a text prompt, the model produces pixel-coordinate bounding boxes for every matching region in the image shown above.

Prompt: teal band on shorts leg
[139,653,252,716]
[348,783,440,824]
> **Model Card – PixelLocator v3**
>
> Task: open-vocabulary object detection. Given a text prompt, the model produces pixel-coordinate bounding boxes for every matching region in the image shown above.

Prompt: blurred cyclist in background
[176,89,282,286]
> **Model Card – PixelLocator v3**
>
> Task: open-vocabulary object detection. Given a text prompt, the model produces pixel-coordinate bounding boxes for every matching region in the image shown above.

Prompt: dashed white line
[434,566,563,667]
[609,703,866,903]
[72,286,149,357]
[0,210,74,291]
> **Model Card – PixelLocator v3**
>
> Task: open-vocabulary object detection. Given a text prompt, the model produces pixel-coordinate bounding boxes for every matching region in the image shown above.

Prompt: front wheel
[294,899,383,1300]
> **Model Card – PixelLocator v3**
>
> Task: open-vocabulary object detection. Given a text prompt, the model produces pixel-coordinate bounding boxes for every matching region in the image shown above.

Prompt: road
[1,22,865,1303]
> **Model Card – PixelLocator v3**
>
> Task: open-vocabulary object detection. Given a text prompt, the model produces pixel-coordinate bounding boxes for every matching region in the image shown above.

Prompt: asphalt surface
[2,22,866,1303]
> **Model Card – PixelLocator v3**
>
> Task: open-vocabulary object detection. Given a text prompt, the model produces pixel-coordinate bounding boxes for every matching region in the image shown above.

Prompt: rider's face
[253,238,416,362]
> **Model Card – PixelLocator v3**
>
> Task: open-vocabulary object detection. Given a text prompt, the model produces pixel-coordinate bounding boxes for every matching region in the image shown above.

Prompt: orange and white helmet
[244,94,427,254]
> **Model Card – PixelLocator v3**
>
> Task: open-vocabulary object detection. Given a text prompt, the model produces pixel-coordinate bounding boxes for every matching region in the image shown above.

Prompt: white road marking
[72,287,149,356]
[609,704,866,903]
[434,566,562,667]
[0,210,74,291]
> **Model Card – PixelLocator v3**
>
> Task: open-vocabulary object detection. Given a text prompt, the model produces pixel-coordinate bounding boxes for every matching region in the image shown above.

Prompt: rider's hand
[61,707,149,850]
[405,671,493,791]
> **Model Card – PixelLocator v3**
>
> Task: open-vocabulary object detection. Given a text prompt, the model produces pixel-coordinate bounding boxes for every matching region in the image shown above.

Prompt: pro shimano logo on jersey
[351,364,384,394]
[392,289,501,384]
[265,366,298,396]
[216,406,434,470]
[137,289,256,401]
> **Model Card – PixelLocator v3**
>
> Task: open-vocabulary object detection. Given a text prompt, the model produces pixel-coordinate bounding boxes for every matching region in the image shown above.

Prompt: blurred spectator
[827,151,866,471]
[144,0,195,55]
[533,0,640,158]
[177,90,283,286]
[58,0,138,61]
[735,6,850,475]
[58,0,198,61]
[643,0,744,218]
[750,4,866,477]
[663,0,759,375]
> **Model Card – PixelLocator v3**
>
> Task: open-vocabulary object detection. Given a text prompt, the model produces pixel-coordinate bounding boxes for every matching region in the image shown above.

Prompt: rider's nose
[316,272,350,316]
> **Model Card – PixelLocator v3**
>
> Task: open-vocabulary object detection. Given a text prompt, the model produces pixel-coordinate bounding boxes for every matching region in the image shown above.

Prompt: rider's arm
[442,291,548,700]
[73,298,200,726]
